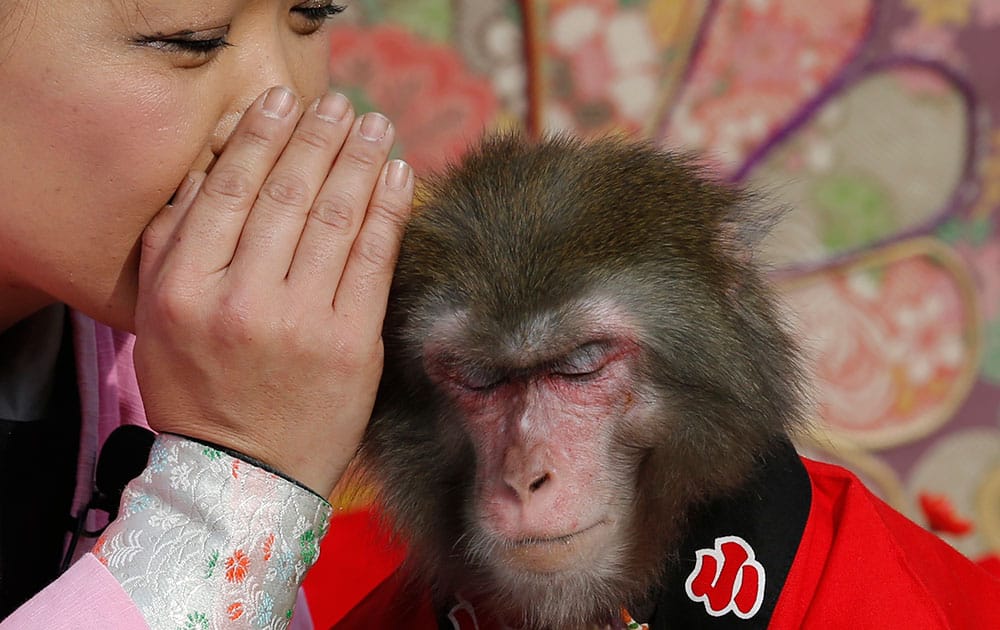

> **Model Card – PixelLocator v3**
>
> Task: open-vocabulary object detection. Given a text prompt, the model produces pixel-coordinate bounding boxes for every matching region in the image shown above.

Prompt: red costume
[305,442,1000,629]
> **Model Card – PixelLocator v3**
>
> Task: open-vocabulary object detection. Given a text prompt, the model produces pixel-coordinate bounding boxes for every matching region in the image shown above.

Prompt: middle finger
[228,91,356,282]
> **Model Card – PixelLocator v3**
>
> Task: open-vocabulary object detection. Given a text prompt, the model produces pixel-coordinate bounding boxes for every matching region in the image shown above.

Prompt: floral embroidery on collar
[621,607,649,629]
[446,596,649,629]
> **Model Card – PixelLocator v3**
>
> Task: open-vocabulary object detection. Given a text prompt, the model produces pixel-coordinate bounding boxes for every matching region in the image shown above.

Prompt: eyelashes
[294,2,348,23]
[442,342,616,393]
[135,2,347,59]
[133,30,231,57]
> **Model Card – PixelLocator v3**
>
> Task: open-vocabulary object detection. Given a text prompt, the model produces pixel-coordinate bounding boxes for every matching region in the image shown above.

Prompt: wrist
[169,432,327,501]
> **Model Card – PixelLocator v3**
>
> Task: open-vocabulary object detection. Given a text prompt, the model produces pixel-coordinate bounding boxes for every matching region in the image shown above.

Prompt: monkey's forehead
[406,291,645,364]
[402,134,754,297]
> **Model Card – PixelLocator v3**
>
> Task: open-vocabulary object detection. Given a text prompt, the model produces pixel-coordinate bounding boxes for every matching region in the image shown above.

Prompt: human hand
[134,87,413,497]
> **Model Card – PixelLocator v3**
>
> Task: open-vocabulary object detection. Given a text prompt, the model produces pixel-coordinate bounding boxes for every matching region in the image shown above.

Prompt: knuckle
[146,279,200,329]
[309,194,359,232]
[213,291,257,339]
[342,146,382,171]
[269,313,305,347]
[331,336,370,372]
[260,172,312,208]
[367,199,410,230]
[356,236,395,268]
[204,165,255,202]
[293,125,336,152]
[240,123,281,149]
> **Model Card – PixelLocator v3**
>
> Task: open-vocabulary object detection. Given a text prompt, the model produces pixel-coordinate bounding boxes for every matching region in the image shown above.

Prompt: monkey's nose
[503,467,555,504]
[504,473,550,503]
[501,445,560,504]
[529,473,550,493]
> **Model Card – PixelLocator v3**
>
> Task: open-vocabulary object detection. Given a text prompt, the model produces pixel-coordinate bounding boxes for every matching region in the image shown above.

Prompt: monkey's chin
[499,522,608,575]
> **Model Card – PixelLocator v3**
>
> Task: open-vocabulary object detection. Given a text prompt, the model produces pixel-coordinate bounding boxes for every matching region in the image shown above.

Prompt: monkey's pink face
[425,307,657,578]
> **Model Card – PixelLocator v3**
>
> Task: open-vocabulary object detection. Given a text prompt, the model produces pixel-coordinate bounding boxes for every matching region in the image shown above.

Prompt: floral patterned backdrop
[325,0,1000,567]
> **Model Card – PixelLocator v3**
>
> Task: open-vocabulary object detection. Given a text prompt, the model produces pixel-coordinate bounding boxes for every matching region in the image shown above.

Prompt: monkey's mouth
[501,522,607,574]
[513,521,602,546]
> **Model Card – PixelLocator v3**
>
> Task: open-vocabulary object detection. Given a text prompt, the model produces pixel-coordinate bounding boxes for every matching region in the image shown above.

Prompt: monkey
[352,132,805,629]
[348,133,1000,629]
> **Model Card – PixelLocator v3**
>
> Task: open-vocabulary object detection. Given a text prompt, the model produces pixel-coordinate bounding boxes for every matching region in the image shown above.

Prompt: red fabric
[772,458,1000,629]
[329,559,438,630]
[310,459,1000,628]
[302,509,408,629]
[977,554,1000,579]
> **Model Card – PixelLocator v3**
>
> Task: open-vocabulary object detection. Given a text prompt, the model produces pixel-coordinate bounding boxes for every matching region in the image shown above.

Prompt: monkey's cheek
[499,522,610,575]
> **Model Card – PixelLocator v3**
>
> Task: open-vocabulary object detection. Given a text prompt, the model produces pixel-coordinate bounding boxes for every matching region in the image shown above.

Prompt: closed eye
[437,362,508,392]
[552,368,602,380]
[459,370,507,392]
[551,341,611,377]
[291,2,348,34]
[293,2,347,23]
[134,29,232,58]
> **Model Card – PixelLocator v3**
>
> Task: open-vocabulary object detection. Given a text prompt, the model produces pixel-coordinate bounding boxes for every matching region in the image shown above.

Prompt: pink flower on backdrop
[666,0,868,169]
[787,254,969,436]
[328,25,500,173]
[777,0,872,35]
[857,258,965,419]
[670,87,796,168]
[546,0,660,133]
[723,12,808,91]
[874,255,962,320]
[789,281,896,432]
[567,40,615,101]
[552,0,618,14]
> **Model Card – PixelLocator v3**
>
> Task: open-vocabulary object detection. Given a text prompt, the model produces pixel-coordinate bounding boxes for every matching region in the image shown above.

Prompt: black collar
[648,438,811,628]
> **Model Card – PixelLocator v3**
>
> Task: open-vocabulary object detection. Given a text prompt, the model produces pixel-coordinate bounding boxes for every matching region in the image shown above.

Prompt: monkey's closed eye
[454,367,508,392]
[551,342,612,379]
[552,368,603,381]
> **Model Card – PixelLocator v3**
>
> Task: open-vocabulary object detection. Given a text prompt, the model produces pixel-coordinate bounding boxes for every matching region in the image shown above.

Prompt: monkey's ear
[717,191,785,267]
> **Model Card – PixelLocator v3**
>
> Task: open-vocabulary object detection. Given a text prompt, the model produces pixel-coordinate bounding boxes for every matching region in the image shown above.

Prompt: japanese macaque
[360,133,807,629]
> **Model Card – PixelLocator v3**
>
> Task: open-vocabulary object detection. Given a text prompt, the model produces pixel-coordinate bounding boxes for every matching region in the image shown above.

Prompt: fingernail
[316,92,350,123]
[386,160,411,191]
[262,86,296,119]
[359,112,390,141]
[171,173,198,207]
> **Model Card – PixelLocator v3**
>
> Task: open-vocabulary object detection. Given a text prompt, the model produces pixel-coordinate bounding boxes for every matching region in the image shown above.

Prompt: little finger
[333,158,414,326]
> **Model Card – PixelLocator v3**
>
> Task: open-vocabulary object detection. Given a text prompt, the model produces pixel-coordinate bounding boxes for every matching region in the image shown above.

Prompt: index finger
[166,87,301,275]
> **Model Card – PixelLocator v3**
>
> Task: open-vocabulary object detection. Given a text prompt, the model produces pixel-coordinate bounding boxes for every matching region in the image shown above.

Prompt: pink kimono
[1,314,319,629]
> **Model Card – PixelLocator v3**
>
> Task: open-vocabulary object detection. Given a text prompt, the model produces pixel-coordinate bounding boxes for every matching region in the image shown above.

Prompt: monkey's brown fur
[361,133,807,629]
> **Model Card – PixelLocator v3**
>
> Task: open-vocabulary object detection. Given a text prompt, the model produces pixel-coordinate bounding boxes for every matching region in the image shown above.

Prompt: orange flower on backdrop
[327,25,500,173]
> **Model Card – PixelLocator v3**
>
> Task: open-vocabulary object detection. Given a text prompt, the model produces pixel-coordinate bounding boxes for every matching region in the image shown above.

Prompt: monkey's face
[421,299,659,583]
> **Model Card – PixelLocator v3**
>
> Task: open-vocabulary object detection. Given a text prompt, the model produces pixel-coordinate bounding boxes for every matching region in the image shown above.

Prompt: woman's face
[0,1,337,331]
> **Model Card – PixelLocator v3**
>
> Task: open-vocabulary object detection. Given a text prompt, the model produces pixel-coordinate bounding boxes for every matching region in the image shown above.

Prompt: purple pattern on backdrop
[659,0,1000,517]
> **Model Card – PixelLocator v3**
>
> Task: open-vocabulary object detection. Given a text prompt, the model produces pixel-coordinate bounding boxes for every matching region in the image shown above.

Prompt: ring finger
[228,92,356,283]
